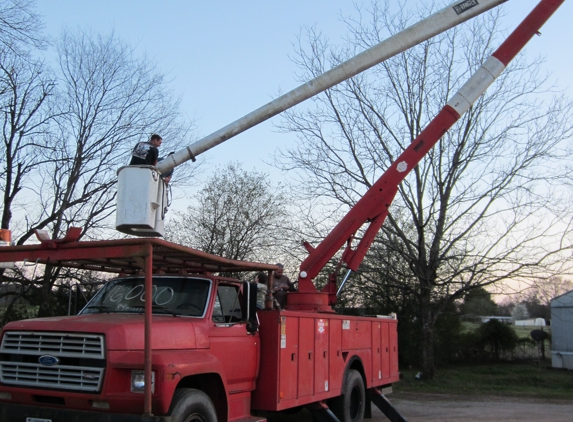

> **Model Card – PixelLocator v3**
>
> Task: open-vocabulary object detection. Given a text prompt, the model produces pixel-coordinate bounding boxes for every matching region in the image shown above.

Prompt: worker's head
[256,272,268,285]
[150,134,163,147]
[274,263,284,278]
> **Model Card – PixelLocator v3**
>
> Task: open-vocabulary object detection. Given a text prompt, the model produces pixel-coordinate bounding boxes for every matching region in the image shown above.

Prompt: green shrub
[475,319,519,361]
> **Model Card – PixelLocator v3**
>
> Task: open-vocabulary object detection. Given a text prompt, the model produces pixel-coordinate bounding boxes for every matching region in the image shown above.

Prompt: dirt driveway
[387,392,573,422]
[268,393,573,422]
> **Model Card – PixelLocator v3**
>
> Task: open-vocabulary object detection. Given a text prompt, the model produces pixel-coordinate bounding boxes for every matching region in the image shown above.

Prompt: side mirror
[242,282,258,334]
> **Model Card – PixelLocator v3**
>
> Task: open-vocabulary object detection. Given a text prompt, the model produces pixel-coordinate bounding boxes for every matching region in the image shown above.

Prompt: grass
[513,325,550,339]
[394,361,573,399]
[461,321,550,339]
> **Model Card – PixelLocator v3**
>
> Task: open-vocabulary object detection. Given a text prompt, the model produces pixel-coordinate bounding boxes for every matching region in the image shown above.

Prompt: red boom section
[493,0,565,66]
[292,0,565,310]
[296,106,458,290]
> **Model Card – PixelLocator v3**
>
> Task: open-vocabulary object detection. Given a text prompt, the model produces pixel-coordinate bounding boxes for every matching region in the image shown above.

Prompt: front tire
[330,369,365,422]
[168,388,218,422]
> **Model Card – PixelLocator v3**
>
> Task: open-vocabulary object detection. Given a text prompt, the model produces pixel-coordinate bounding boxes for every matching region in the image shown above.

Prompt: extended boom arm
[117,0,509,238]
[289,0,565,311]
[155,0,508,176]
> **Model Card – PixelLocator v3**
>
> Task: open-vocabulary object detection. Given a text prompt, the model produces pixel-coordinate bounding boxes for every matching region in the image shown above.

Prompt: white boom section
[156,0,509,175]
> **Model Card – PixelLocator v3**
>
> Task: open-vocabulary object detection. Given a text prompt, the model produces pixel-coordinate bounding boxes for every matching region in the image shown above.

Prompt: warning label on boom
[453,0,479,15]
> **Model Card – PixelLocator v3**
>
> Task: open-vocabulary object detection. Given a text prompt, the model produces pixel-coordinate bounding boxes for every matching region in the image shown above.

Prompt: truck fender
[327,356,368,422]
[172,373,227,422]
[340,355,366,394]
[159,351,228,420]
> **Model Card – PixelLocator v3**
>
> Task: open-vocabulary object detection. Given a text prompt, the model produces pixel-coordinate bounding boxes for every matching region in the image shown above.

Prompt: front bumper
[0,402,172,422]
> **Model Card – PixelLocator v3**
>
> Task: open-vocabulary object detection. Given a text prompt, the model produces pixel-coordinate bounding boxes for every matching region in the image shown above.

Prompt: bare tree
[0,2,199,320]
[523,277,573,305]
[1,28,197,318]
[278,2,573,378]
[511,303,530,321]
[0,0,55,320]
[510,276,573,319]
[0,0,46,54]
[17,29,194,244]
[0,49,55,231]
[0,0,52,232]
[166,162,288,267]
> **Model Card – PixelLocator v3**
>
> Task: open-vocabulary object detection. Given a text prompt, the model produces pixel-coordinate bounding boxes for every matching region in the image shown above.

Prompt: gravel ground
[267,393,573,422]
[387,392,573,422]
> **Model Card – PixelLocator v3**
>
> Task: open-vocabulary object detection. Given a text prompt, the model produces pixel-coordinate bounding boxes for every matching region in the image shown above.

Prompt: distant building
[480,316,513,324]
[551,290,573,370]
[514,318,546,326]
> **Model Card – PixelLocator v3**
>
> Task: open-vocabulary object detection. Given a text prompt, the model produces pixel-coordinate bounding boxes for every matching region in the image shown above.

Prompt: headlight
[131,370,155,393]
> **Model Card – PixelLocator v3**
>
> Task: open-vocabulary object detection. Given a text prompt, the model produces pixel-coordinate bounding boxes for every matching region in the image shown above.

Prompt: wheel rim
[183,413,207,422]
[349,384,362,421]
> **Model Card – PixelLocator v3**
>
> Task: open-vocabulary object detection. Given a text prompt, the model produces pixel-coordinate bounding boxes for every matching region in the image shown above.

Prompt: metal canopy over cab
[0,228,277,416]
[0,229,277,275]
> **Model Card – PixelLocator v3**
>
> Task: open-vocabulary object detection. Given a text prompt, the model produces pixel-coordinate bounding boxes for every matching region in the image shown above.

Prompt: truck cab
[0,238,269,422]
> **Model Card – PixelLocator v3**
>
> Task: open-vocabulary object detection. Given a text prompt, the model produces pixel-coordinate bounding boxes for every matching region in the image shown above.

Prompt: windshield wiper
[130,305,179,317]
[84,305,110,313]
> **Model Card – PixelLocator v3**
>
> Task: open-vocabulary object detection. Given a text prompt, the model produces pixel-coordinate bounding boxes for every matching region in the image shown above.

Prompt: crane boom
[115,0,565,312]
[117,0,510,238]
[289,0,565,311]
[155,0,508,175]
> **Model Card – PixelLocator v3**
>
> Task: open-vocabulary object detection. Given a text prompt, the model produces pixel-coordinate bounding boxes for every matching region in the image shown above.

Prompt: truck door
[210,284,259,393]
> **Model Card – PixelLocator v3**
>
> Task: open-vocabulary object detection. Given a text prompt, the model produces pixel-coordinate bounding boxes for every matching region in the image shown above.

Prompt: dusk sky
[35,0,573,196]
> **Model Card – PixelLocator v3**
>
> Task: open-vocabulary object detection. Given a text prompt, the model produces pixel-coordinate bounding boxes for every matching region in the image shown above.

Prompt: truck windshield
[80,277,211,317]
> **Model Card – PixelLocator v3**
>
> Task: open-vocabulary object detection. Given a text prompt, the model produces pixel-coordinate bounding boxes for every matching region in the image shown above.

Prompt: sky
[34,0,573,209]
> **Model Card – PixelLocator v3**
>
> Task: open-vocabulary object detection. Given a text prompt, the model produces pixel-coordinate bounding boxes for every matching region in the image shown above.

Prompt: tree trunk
[37,265,56,318]
[419,286,435,380]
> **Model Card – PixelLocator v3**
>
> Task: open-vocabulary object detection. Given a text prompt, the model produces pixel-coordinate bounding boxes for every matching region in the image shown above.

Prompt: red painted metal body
[252,311,398,410]
[0,244,398,421]
[1,313,216,416]
[0,238,399,421]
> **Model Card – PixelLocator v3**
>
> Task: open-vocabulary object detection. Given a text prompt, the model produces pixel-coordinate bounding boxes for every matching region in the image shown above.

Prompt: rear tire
[330,369,365,422]
[168,388,218,422]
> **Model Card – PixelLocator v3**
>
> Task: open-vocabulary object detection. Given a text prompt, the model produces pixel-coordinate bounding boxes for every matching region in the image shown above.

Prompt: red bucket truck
[0,0,564,421]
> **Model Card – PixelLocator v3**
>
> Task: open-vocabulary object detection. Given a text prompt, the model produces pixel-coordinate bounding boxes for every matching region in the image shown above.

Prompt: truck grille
[0,331,105,392]
[1,331,104,358]
[0,362,104,391]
